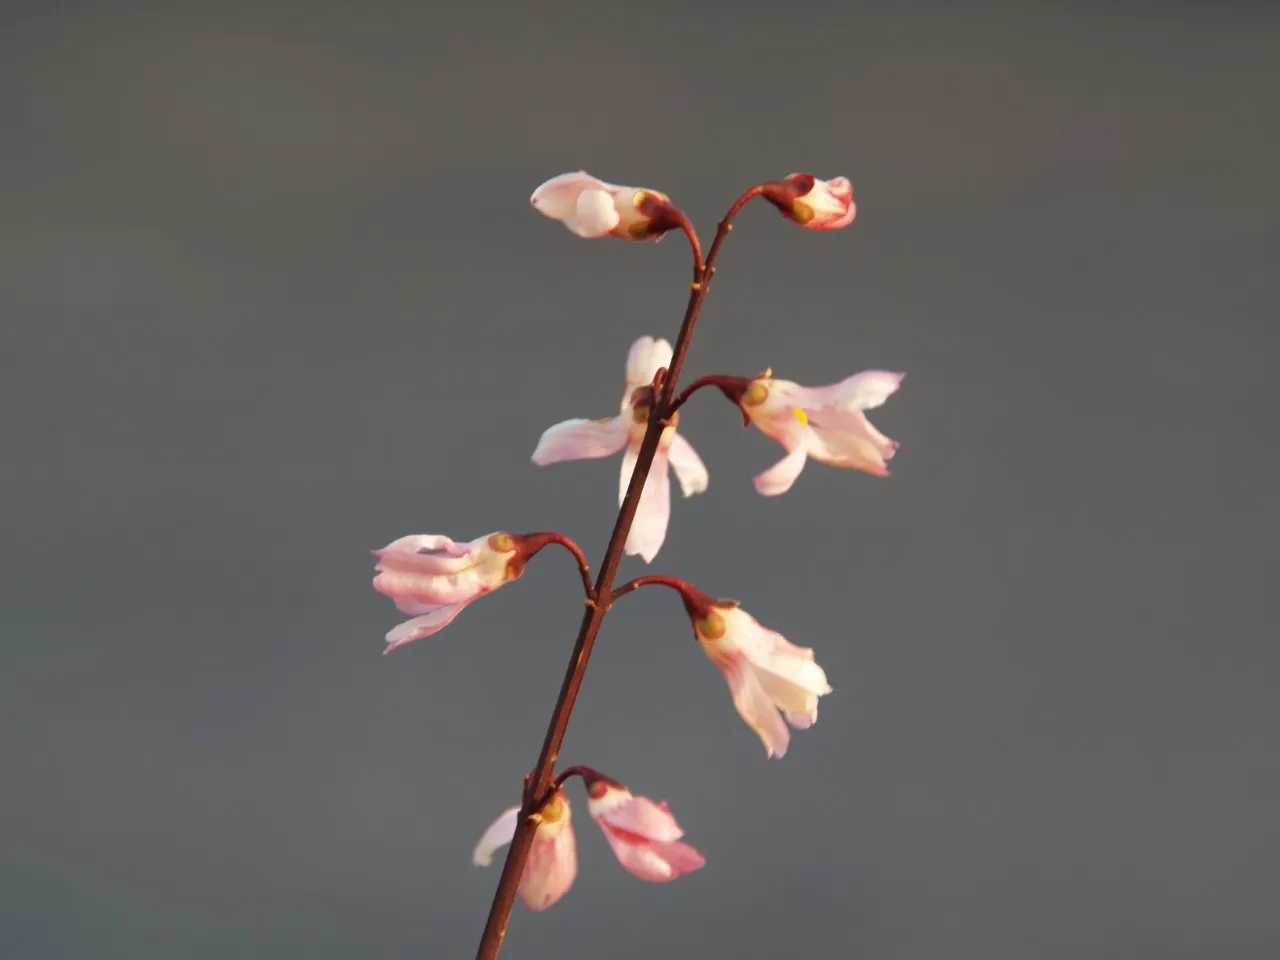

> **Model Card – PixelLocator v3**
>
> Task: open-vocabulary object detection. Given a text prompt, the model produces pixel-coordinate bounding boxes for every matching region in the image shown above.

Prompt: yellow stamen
[792,407,809,426]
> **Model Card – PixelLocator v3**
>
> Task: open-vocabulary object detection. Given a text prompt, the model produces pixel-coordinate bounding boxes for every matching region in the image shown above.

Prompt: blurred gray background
[2,2,1277,958]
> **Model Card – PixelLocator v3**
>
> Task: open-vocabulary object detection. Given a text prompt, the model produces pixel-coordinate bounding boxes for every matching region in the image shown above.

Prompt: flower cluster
[371,169,905,948]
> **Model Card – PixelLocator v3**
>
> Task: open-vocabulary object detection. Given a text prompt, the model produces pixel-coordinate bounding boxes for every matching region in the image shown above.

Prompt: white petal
[570,188,620,238]
[625,336,674,389]
[835,371,905,412]
[719,651,791,758]
[757,670,822,728]
[532,417,628,465]
[473,806,521,867]
[667,433,709,497]
[530,171,606,222]
[624,449,671,563]
[753,440,809,496]
[383,602,469,653]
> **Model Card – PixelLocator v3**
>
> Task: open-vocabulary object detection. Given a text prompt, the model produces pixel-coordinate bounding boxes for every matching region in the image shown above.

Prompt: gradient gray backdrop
[3,2,1277,958]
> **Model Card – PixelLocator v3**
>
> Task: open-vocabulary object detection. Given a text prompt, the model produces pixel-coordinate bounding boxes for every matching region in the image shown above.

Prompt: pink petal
[596,795,684,843]
[530,171,608,222]
[666,432,709,497]
[729,611,833,697]
[473,806,521,867]
[625,336,674,391]
[753,439,809,496]
[713,649,791,758]
[379,534,468,557]
[373,545,476,576]
[601,835,706,883]
[383,601,470,653]
[622,446,671,563]
[372,564,487,606]
[532,417,628,465]
[805,423,891,476]
[519,806,578,911]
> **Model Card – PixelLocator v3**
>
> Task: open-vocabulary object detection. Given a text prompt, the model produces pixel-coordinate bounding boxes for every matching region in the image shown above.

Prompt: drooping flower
[580,770,706,882]
[372,532,527,653]
[473,772,703,910]
[473,790,578,912]
[531,336,708,562]
[686,595,832,759]
[530,171,683,241]
[761,174,856,230]
[737,369,904,496]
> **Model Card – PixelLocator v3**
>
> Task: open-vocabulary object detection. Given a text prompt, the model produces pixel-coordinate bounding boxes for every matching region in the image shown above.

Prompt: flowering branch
[472,183,770,960]
[371,168,883,957]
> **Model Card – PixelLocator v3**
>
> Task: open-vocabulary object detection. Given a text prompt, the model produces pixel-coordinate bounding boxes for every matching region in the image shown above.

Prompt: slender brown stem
[520,532,594,600]
[609,573,693,605]
[473,184,767,960]
[665,373,755,418]
[668,209,705,279]
[551,765,595,790]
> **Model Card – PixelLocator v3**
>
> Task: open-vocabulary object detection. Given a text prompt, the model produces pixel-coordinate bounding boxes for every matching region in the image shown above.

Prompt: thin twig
[473,184,767,960]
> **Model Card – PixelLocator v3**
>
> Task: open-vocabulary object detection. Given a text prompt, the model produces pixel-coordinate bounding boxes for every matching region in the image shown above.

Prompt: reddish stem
[552,765,615,791]
[665,373,755,420]
[516,532,594,600]
[668,208,705,280]
[473,184,768,960]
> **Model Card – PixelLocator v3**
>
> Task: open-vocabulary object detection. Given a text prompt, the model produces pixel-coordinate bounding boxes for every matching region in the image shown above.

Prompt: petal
[595,794,684,843]
[834,370,905,412]
[532,417,628,465]
[601,835,706,883]
[726,610,833,697]
[625,336,674,390]
[473,806,521,867]
[529,171,608,222]
[710,647,791,758]
[372,564,487,606]
[666,433,709,497]
[373,544,476,576]
[804,423,892,476]
[520,812,578,911]
[571,188,620,238]
[383,601,470,653]
[378,534,468,557]
[752,439,809,496]
[623,447,671,563]
[757,671,822,728]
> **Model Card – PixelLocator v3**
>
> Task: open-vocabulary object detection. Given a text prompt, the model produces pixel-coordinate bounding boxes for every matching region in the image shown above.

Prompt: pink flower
[530,171,682,241]
[473,773,703,910]
[531,336,708,562]
[738,369,904,496]
[762,174,856,230]
[582,773,706,883]
[473,790,577,912]
[372,532,524,653]
[690,600,832,759]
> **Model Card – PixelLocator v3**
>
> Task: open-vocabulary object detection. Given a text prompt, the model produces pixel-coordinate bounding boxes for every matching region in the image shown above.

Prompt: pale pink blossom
[474,774,702,910]
[762,173,856,230]
[738,369,904,496]
[531,336,708,562]
[530,171,681,241]
[372,532,522,653]
[691,601,832,759]
[472,790,577,912]
[583,775,706,882]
